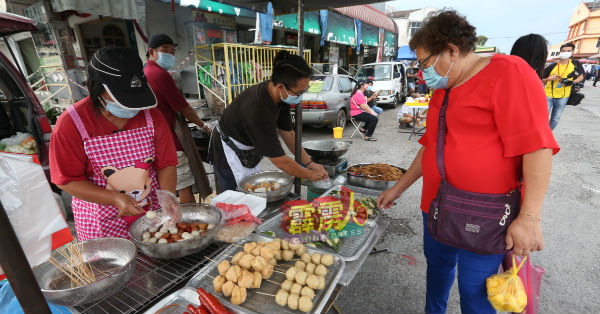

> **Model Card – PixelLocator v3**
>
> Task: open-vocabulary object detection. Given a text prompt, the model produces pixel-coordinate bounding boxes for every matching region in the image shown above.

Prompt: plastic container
[333,127,344,139]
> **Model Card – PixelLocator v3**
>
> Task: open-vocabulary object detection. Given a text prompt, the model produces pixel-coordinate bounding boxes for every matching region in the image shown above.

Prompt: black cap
[357,79,368,86]
[148,33,177,50]
[88,47,156,110]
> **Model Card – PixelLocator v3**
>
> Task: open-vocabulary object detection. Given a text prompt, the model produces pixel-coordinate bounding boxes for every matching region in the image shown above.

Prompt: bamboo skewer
[255,291,276,297]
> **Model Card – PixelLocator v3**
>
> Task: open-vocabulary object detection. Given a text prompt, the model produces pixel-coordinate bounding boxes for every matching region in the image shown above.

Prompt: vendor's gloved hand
[156,190,181,224]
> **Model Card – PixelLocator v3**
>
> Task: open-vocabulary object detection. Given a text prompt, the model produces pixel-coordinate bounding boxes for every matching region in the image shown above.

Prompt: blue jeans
[547,97,569,130]
[422,212,504,314]
[371,105,383,114]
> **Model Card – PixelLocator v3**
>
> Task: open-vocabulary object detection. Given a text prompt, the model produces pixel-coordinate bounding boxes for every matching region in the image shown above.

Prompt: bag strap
[436,89,451,180]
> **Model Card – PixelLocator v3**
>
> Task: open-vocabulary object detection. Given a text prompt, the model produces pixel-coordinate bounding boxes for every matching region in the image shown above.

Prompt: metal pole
[294,0,305,195]
[0,201,51,314]
[3,37,27,82]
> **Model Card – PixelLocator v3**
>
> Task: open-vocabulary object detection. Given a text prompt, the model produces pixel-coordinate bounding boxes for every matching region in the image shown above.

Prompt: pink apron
[68,107,160,241]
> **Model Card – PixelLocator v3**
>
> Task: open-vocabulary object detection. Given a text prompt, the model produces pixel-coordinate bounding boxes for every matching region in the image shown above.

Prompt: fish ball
[295,261,306,270]
[251,246,262,256]
[295,244,306,256]
[306,274,320,289]
[266,240,281,250]
[239,254,254,270]
[148,226,158,233]
[244,242,257,253]
[281,279,293,291]
[274,250,282,261]
[281,239,290,250]
[158,238,168,244]
[305,263,316,274]
[222,281,235,297]
[282,250,294,261]
[213,275,225,293]
[217,260,230,276]
[301,253,311,264]
[226,265,242,282]
[191,230,200,237]
[252,271,262,289]
[260,246,275,260]
[142,232,151,240]
[251,256,267,271]
[289,242,302,251]
[159,226,168,233]
[238,270,254,289]
[231,252,245,265]
[287,293,299,310]
[300,286,315,300]
[318,276,325,290]
[231,285,247,305]
[298,295,313,312]
[294,270,308,286]
[321,254,334,266]
[275,289,289,307]
[148,237,158,244]
[261,264,274,279]
[269,258,277,266]
[285,267,297,281]
[311,253,321,265]
[290,283,302,295]
[315,264,328,277]
[154,231,164,239]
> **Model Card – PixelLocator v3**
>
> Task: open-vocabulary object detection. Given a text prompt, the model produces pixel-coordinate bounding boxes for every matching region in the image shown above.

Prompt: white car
[355,62,408,108]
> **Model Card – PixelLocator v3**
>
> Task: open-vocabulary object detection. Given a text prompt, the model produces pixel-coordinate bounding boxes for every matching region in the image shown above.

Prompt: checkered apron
[67,107,160,241]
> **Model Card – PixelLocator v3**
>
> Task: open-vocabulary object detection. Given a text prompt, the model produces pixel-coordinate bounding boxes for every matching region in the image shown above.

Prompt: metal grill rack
[70,243,227,314]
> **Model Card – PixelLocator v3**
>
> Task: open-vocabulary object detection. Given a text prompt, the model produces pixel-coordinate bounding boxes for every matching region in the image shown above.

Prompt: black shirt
[208,80,293,167]
[363,90,377,107]
[407,67,419,83]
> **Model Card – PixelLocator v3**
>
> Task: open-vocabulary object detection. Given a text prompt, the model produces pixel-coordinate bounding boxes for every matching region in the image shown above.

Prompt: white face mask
[559,51,572,59]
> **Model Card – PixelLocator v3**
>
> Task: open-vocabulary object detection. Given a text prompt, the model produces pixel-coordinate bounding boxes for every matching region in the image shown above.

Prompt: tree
[476,35,488,47]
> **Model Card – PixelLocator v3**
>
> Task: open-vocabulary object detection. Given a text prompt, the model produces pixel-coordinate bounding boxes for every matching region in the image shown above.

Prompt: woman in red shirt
[49,48,178,241]
[377,11,559,314]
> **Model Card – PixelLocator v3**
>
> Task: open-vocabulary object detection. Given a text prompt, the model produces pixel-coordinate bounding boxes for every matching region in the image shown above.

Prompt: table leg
[408,108,417,143]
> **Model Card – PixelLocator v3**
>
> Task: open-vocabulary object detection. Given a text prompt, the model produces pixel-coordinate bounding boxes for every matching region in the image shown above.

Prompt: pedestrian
[207,50,328,193]
[406,60,419,95]
[350,79,379,141]
[378,10,559,314]
[363,79,383,114]
[542,43,584,130]
[594,65,600,87]
[49,48,179,241]
[144,34,211,203]
[397,104,423,128]
[510,34,548,79]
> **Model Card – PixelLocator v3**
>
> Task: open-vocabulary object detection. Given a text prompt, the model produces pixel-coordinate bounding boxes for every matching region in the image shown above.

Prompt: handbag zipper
[443,204,504,220]
[444,195,507,209]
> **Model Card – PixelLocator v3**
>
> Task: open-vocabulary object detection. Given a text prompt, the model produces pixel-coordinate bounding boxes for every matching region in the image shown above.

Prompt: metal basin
[303,140,352,161]
[347,163,407,191]
[238,171,293,202]
[129,204,223,259]
[33,238,137,307]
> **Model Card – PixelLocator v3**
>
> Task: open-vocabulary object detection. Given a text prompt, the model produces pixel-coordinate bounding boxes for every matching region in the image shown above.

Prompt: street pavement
[267,82,600,314]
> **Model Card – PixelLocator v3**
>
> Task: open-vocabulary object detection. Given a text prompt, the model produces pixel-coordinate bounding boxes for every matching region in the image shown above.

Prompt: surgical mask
[104,98,140,119]
[280,87,303,105]
[367,85,373,91]
[156,52,176,70]
[422,54,454,89]
[559,51,572,59]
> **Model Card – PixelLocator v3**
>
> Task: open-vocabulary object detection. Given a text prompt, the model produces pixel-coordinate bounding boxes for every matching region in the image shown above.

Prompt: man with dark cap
[144,33,210,203]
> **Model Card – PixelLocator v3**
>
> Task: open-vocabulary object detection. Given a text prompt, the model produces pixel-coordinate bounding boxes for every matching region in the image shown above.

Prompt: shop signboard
[325,11,356,46]
[383,31,396,57]
[175,0,255,18]
[361,23,379,47]
[187,10,237,46]
[274,11,321,35]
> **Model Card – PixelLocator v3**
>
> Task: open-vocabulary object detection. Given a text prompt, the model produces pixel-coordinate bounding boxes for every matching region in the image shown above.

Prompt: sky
[388,0,583,53]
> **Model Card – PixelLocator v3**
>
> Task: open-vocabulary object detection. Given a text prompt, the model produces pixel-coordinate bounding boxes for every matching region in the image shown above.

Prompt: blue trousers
[371,105,383,114]
[547,96,568,130]
[214,163,238,194]
[422,212,504,314]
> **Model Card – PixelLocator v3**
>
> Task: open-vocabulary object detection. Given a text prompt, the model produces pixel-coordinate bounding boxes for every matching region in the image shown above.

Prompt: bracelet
[305,161,313,167]
[520,211,541,222]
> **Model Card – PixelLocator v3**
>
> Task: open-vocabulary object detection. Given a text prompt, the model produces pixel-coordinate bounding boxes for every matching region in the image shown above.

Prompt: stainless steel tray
[186,233,345,314]
[320,185,382,219]
[143,287,199,314]
[346,163,406,191]
[256,213,379,262]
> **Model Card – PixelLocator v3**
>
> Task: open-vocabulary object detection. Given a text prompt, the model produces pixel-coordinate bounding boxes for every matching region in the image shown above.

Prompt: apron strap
[144,110,153,127]
[67,106,90,140]
[436,89,451,180]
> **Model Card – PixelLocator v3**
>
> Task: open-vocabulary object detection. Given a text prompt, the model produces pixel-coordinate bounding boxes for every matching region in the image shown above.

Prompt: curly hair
[409,10,477,55]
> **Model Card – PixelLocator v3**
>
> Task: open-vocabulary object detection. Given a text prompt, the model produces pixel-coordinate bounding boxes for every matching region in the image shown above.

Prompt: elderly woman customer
[378,11,559,314]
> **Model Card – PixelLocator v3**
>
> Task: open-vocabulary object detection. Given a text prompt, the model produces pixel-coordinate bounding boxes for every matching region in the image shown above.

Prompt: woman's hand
[112,193,145,217]
[505,215,544,257]
[377,185,403,209]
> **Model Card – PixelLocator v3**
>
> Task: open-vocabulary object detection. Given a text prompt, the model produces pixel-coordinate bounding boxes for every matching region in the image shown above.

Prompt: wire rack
[69,243,227,314]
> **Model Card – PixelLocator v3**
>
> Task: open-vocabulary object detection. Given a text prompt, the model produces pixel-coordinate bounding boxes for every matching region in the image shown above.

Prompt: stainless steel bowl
[347,163,406,191]
[129,204,223,259]
[238,171,293,202]
[33,238,137,306]
[303,140,352,161]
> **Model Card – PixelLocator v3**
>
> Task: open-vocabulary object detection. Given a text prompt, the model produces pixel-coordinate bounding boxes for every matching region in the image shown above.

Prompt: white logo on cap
[131,75,142,88]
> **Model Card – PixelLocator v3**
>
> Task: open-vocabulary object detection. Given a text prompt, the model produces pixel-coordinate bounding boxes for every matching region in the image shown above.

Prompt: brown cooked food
[348,163,403,181]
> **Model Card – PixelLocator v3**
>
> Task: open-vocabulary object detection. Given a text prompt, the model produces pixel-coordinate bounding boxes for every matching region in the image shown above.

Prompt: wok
[303,140,352,161]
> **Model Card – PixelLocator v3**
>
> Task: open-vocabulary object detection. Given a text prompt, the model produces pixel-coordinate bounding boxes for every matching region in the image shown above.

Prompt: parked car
[290,74,356,128]
[355,61,408,108]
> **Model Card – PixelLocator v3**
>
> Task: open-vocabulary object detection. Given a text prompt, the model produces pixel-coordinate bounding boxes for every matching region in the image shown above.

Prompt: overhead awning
[50,0,146,21]
[207,0,388,15]
[0,12,36,36]
[361,23,378,47]
[397,45,416,60]
[154,0,256,18]
[333,5,395,33]
[324,10,356,46]
[274,11,321,35]
[383,31,396,57]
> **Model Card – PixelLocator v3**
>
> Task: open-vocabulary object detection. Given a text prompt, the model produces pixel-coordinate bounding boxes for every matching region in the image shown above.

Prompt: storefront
[273,11,321,62]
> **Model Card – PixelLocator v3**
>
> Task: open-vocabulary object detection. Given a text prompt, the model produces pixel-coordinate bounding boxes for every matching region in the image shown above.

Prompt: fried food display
[348,163,404,181]
[244,181,282,192]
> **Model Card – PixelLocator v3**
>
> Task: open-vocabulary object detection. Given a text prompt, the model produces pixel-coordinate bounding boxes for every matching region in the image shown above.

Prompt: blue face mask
[367,85,373,91]
[280,87,303,105]
[422,54,454,89]
[156,52,176,71]
[104,98,140,119]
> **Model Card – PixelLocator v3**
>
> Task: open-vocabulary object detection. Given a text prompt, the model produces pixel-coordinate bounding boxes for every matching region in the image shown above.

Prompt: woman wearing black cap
[208,50,328,192]
[49,47,178,241]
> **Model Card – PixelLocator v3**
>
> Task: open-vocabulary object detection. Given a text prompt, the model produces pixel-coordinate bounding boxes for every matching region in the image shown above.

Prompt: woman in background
[510,34,548,79]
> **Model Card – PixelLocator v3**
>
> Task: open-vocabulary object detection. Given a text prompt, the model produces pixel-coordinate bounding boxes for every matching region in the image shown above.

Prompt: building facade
[564,1,600,59]
[386,7,437,47]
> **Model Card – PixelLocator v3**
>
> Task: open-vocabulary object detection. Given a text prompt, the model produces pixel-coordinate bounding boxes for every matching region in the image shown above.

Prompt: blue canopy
[397,45,416,60]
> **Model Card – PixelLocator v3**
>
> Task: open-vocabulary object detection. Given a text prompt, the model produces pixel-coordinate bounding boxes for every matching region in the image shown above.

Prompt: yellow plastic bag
[486,255,528,312]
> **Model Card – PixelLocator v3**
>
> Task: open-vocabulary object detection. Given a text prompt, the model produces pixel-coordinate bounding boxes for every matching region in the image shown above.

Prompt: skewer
[264,278,282,285]
[204,256,219,264]
[255,291,276,297]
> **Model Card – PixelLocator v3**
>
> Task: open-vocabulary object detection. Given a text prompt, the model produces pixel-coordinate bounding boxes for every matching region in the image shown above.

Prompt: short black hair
[510,34,548,79]
[271,50,312,89]
[409,10,477,55]
[560,43,575,51]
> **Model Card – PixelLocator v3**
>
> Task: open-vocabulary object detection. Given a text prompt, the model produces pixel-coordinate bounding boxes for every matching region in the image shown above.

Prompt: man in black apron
[208,51,328,192]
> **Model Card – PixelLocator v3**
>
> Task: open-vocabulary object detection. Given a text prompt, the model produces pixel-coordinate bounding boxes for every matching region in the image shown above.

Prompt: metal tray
[187,233,345,314]
[143,287,199,314]
[346,163,406,191]
[320,185,382,219]
[256,213,379,262]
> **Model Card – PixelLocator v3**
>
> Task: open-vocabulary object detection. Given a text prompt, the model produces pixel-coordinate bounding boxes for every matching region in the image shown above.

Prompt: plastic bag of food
[156,189,181,224]
[503,252,545,314]
[0,132,37,154]
[214,202,262,242]
[487,255,528,312]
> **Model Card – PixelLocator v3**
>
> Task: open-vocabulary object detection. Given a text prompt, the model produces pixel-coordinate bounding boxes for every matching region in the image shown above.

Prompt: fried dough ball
[251,256,267,272]
[318,276,325,290]
[269,258,277,266]
[231,285,247,305]
[301,286,315,300]
[275,289,289,307]
[290,282,302,295]
[252,271,262,289]
[295,260,306,271]
[260,246,275,260]
[244,242,257,253]
[281,279,293,291]
[311,253,321,265]
[289,242,302,251]
[298,295,313,312]
[287,293,299,310]
[231,252,245,265]
[281,239,290,250]
[306,274,320,289]
[217,260,230,276]
[305,262,316,274]
[239,254,254,270]
[301,253,311,264]
[238,270,254,289]
[321,254,334,266]
[222,280,235,297]
[294,270,308,286]
[266,240,281,250]
[261,264,274,279]
[225,265,242,282]
[213,275,225,293]
[295,244,306,256]
[282,250,294,261]
[285,267,297,281]
[315,264,328,277]
[251,246,262,256]
[274,249,282,261]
